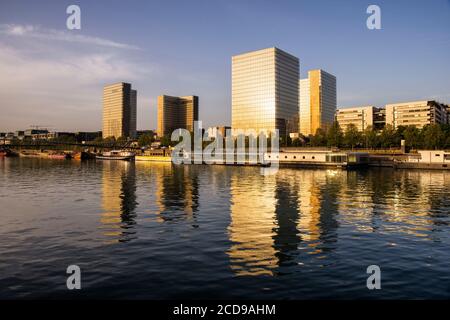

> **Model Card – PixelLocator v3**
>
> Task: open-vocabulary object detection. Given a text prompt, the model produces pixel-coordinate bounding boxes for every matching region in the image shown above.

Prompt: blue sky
[0,0,449,131]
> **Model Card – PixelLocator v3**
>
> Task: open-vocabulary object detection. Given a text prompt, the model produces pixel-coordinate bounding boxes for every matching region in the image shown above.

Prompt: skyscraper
[299,70,336,136]
[157,95,199,137]
[130,89,137,139]
[102,82,137,139]
[231,47,299,136]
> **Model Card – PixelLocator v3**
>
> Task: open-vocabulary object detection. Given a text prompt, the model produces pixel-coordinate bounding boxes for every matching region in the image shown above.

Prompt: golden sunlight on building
[227,173,278,276]
[157,95,198,137]
[299,70,336,136]
[102,82,137,139]
[232,47,299,136]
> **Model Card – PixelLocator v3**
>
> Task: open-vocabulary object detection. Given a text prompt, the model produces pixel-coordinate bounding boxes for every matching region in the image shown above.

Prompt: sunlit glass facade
[102,82,137,139]
[299,70,336,136]
[232,47,299,136]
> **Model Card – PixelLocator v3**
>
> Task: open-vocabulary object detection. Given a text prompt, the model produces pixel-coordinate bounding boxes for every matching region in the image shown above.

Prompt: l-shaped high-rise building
[102,82,137,139]
[157,95,199,137]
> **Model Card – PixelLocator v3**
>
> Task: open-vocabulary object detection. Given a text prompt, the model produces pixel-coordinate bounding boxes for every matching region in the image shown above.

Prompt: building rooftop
[232,47,298,61]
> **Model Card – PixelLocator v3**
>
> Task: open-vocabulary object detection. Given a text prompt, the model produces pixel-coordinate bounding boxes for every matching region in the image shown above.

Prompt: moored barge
[264,150,369,169]
[96,150,135,161]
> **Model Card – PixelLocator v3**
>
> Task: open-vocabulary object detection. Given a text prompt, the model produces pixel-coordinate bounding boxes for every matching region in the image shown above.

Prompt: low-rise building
[31,132,76,141]
[14,131,25,140]
[24,129,49,137]
[446,104,450,124]
[385,100,448,128]
[336,106,384,131]
[373,108,386,130]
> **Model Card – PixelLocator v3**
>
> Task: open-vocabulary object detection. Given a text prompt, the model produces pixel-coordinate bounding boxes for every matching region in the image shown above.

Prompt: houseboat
[394,150,450,170]
[135,148,172,162]
[47,152,72,159]
[19,150,42,158]
[96,150,135,161]
[263,150,369,169]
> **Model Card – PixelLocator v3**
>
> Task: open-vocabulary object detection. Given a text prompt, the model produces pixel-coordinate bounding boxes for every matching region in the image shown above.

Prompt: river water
[1,157,450,299]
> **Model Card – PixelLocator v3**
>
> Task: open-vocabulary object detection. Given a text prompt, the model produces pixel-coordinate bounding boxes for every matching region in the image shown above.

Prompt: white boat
[96,150,135,161]
[264,150,369,168]
[135,148,172,162]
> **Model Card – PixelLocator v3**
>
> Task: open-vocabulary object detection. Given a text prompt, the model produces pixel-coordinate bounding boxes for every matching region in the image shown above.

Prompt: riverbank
[4,148,450,170]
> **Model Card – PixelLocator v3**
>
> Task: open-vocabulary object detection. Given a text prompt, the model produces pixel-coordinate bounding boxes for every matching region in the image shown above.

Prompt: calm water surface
[1,157,450,299]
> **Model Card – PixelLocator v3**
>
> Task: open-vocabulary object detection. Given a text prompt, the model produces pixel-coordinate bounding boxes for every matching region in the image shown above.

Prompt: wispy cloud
[0,21,151,131]
[0,24,139,50]
[0,43,147,131]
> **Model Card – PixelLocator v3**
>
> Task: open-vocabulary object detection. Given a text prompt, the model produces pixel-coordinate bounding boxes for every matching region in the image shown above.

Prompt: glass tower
[157,95,199,137]
[102,82,137,139]
[232,47,299,136]
[299,70,336,136]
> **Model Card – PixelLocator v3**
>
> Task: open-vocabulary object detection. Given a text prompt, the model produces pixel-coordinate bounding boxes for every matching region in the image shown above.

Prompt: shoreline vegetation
[292,123,450,151]
[2,122,450,153]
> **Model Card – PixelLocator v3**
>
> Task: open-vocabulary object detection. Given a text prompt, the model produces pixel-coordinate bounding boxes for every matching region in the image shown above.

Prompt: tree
[53,135,76,144]
[326,122,343,148]
[93,136,104,143]
[363,126,379,149]
[102,136,116,146]
[422,124,445,150]
[159,135,172,147]
[396,125,407,139]
[138,134,154,147]
[445,135,450,149]
[116,136,128,146]
[291,138,301,147]
[379,125,400,148]
[403,126,420,149]
[343,124,362,149]
[310,128,327,147]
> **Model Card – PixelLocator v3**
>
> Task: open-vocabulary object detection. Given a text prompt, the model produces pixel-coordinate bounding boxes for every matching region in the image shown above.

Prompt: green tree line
[290,123,450,150]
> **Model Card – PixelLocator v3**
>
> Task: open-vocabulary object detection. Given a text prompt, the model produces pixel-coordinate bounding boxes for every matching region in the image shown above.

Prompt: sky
[0,0,449,132]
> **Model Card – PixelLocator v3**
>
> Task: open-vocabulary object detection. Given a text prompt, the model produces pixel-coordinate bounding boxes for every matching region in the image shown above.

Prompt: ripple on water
[0,159,450,298]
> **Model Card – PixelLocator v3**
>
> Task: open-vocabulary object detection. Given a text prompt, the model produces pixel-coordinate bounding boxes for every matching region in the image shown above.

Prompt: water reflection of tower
[336,170,375,233]
[297,170,323,246]
[155,165,199,222]
[297,170,340,253]
[227,171,278,276]
[101,160,137,243]
[380,170,439,238]
[273,172,301,267]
